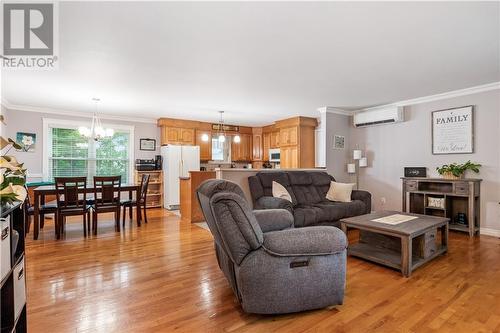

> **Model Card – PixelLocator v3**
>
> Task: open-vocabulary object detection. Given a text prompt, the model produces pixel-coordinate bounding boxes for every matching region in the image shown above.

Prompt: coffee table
[340,211,448,277]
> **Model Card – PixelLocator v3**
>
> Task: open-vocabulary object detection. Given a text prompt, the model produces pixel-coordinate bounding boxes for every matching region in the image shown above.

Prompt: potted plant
[0,136,27,207]
[436,160,481,180]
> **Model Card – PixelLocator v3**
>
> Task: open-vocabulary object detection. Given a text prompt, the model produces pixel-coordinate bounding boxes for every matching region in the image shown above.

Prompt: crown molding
[1,99,157,124]
[317,106,352,116]
[355,81,500,113]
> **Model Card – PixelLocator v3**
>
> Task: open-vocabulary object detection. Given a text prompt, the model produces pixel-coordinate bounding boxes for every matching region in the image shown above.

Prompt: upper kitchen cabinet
[252,128,263,161]
[158,118,200,146]
[279,126,298,146]
[161,127,195,145]
[231,134,252,162]
[195,130,212,161]
[270,131,280,148]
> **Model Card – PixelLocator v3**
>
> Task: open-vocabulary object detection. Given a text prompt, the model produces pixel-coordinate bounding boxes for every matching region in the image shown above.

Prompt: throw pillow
[326,181,355,202]
[272,181,292,202]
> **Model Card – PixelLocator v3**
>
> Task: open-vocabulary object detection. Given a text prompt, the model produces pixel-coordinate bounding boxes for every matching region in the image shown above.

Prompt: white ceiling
[2,2,499,126]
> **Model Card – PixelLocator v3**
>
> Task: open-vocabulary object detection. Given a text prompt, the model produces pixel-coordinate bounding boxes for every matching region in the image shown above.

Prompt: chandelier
[216,111,240,143]
[78,98,114,141]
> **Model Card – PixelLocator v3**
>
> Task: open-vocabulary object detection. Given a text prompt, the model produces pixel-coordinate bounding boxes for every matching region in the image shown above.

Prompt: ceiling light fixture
[217,111,226,143]
[78,98,114,141]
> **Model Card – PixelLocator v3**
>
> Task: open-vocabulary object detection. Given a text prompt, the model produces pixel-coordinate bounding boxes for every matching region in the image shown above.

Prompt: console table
[402,177,481,237]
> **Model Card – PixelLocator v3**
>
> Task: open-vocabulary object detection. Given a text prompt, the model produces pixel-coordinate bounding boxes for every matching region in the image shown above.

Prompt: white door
[181,146,200,177]
[162,145,182,209]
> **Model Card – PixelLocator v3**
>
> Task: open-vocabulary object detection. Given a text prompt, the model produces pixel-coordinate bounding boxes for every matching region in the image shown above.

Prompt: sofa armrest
[254,196,293,212]
[351,190,371,214]
[262,226,347,256]
[253,209,294,233]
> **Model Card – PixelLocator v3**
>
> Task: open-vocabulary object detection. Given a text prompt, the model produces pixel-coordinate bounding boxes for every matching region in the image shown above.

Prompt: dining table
[32,184,141,240]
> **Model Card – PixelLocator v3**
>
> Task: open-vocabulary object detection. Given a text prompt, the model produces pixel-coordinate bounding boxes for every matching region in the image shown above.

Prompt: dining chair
[92,176,122,235]
[23,185,58,237]
[54,177,91,239]
[121,174,150,227]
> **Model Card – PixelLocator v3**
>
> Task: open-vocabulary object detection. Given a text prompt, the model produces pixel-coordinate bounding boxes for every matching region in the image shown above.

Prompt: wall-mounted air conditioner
[353,106,404,128]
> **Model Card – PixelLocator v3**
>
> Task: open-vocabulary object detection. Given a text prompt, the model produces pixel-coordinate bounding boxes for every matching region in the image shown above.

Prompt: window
[211,138,231,162]
[43,118,134,183]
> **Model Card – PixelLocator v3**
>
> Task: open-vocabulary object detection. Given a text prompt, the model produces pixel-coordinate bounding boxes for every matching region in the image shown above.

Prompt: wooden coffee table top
[340,211,449,237]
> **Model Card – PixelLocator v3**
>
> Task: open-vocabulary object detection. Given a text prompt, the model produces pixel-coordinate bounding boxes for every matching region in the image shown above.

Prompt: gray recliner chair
[196,179,347,314]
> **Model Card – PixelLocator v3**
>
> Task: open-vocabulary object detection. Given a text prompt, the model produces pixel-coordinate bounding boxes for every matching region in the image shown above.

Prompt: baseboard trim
[480,228,500,238]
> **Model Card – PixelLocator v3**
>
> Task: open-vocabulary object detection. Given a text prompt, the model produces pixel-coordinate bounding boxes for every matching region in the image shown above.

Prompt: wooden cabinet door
[252,133,262,161]
[181,128,195,144]
[280,147,289,168]
[288,127,298,145]
[231,138,239,161]
[280,146,298,168]
[289,146,298,168]
[270,131,279,148]
[263,133,271,161]
[196,130,212,161]
[280,127,298,146]
[167,127,181,143]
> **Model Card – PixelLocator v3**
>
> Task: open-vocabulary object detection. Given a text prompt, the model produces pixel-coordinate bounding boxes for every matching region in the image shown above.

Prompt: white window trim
[42,117,135,182]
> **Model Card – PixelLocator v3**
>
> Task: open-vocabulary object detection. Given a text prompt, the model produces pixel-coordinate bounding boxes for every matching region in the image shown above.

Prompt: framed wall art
[140,138,156,151]
[432,105,474,154]
[16,132,36,152]
[333,135,345,149]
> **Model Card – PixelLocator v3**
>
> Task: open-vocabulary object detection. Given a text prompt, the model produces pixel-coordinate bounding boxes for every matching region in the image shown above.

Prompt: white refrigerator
[161,145,200,210]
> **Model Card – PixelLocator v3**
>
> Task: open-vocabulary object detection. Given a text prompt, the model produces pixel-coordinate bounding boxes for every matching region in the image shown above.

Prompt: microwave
[269,148,280,162]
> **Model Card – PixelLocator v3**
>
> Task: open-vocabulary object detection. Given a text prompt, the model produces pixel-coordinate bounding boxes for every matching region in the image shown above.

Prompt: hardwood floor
[26,209,500,333]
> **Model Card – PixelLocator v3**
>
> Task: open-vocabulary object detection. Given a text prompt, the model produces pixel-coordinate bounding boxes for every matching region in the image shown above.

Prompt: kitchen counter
[216,168,326,207]
[179,171,216,222]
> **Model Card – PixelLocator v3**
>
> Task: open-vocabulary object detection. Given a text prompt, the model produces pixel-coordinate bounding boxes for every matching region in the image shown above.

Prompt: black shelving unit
[1,202,27,333]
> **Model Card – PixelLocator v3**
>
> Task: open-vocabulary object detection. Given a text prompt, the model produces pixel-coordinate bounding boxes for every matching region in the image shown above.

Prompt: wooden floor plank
[25,209,500,332]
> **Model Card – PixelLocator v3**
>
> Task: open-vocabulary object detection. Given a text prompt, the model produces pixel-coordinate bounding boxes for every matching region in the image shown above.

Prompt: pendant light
[217,111,226,143]
[78,98,114,141]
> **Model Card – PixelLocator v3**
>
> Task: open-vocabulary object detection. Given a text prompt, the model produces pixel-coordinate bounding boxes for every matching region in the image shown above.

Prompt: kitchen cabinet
[263,133,271,161]
[275,117,317,169]
[231,134,252,162]
[195,130,212,161]
[280,146,299,168]
[270,131,280,148]
[252,128,263,161]
[279,126,298,146]
[161,127,195,145]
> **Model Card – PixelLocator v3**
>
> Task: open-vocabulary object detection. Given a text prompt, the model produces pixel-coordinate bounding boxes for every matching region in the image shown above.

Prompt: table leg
[401,236,412,277]
[441,224,449,253]
[33,192,40,240]
[340,222,347,235]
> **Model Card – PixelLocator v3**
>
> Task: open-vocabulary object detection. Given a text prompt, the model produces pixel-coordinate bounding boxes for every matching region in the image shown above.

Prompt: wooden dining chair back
[54,177,91,239]
[92,176,122,234]
[121,174,150,227]
[23,186,58,237]
[139,174,150,204]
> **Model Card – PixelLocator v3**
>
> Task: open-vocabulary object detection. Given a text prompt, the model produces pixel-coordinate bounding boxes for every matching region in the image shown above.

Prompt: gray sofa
[196,179,347,314]
[248,171,371,228]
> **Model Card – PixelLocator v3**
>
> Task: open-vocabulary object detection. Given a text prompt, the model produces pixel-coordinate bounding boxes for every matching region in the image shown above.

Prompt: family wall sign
[432,105,474,155]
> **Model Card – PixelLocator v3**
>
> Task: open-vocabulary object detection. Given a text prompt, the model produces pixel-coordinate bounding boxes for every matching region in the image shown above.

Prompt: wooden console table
[402,177,481,237]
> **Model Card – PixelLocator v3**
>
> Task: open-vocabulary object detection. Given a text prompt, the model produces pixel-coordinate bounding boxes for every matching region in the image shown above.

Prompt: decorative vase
[442,171,462,180]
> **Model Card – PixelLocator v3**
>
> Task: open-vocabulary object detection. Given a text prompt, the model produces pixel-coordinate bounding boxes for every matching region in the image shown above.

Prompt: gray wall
[325,112,351,182]
[1,107,160,181]
[347,89,500,232]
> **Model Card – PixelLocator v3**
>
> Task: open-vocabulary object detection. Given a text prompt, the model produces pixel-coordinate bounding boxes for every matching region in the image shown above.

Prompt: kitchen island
[215,168,326,208]
[180,171,216,222]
